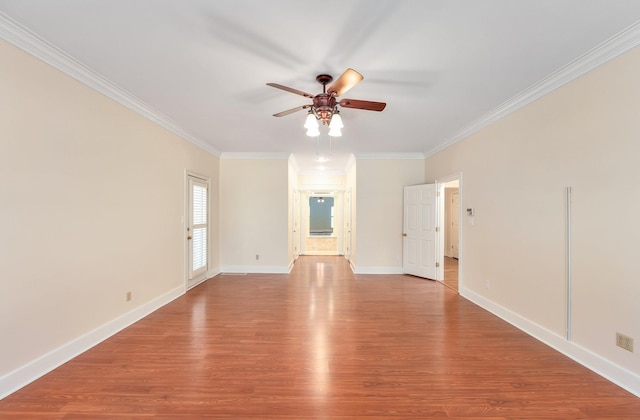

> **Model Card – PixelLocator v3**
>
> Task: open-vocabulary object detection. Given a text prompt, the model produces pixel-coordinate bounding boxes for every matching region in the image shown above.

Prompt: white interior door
[403,184,438,279]
[187,175,208,289]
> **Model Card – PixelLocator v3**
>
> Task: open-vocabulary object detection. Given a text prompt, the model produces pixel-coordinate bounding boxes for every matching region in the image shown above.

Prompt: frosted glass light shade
[328,126,342,137]
[306,126,320,137]
[329,113,343,129]
[304,113,319,129]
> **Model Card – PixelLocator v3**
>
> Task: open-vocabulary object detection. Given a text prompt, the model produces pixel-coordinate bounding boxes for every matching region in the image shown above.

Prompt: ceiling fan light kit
[327,126,342,137]
[267,68,386,137]
[329,112,343,129]
[328,113,343,137]
[306,125,321,137]
[304,111,318,130]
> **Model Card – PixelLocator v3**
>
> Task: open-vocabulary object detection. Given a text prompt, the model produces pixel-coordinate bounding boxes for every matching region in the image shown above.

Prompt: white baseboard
[207,267,220,279]
[460,286,640,398]
[219,265,289,274]
[353,266,403,275]
[0,285,184,400]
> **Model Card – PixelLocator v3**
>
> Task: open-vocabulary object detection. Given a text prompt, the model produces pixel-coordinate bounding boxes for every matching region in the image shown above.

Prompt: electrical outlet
[126,291,132,302]
[616,332,634,352]
[485,280,490,289]
[256,254,260,261]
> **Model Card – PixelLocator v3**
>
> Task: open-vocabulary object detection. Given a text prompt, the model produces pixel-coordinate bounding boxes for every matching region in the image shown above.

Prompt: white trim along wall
[0,37,220,398]
[425,45,640,397]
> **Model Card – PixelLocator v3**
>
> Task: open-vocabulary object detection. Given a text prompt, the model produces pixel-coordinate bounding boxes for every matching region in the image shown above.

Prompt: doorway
[438,176,461,292]
[344,189,352,262]
[301,192,343,256]
[186,172,209,290]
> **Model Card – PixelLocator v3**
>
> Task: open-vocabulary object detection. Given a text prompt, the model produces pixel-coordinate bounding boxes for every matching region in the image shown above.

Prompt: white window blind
[192,184,207,272]
[192,227,207,272]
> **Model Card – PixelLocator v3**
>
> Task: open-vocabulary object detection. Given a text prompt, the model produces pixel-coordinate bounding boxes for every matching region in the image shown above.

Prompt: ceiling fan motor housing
[313,93,337,124]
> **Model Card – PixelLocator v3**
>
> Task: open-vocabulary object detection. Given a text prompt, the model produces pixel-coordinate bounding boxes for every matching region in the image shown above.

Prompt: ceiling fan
[267,68,386,136]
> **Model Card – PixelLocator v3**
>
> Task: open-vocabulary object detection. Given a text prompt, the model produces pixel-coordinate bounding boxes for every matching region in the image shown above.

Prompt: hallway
[443,256,459,291]
[1,256,638,418]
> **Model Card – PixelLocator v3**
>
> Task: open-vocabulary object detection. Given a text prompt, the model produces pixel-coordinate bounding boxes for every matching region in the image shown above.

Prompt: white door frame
[185,171,210,290]
[435,172,463,286]
[344,189,352,261]
[292,189,300,259]
[448,190,460,259]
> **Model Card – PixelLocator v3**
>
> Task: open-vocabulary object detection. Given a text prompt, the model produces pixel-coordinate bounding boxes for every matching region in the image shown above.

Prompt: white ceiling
[2,1,640,174]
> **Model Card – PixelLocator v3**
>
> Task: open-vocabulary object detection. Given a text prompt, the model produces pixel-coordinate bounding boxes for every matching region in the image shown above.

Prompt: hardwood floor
[1,256,638,418]
[443,256,459,291]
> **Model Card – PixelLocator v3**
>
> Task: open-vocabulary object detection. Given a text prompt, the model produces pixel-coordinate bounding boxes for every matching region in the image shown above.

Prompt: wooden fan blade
[272,105,310,117]
[328,68,363,96]
[266,83,315,98]
[339,98,386,112]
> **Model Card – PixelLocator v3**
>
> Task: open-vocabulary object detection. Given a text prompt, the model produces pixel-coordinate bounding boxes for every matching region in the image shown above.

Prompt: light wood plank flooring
[1,256,638,418]
[443,256,459,291]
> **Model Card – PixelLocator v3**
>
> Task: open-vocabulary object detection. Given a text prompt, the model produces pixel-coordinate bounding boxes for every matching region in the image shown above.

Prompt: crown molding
[220,152,291,160]
[0,12,220,157]
[297,168,348,176]
[345,154,356,172]
[4,10,638,162]
[288,154,300,173]
[354,152,426,160]
[425,20,640,158]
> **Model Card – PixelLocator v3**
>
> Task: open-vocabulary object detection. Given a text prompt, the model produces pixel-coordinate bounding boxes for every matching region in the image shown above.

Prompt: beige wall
[355,159,425,273]
[0,38,219,381]
[220,158,289,272]
[425,46,640,380]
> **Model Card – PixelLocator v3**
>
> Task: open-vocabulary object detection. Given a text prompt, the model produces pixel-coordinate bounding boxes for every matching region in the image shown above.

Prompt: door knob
[187,236,192,240]
[402,233,407,237]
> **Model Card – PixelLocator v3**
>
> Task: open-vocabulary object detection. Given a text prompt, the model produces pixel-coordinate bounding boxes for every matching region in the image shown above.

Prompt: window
[309,196,334,235]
